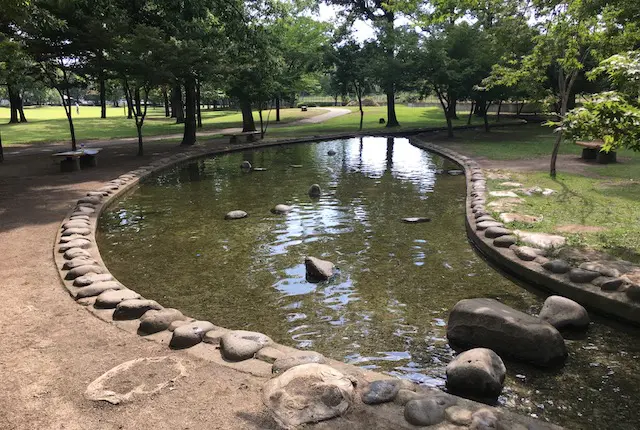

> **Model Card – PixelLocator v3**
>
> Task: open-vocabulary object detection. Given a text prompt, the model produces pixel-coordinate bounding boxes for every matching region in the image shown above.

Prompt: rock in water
[445,348,506,403]
[240,160,252,169]
[262,363,355,427]
[271,204,293,214]
[224,210,248,220]
[327,150,337,156]
[308,184,321,198]
[539,295,589,330]
[447,298,567,367]
[305,256,335,281]
[402,217,431,223]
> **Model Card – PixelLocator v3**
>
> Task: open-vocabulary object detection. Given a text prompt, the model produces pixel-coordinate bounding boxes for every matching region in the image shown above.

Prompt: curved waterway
[98,137,640,429]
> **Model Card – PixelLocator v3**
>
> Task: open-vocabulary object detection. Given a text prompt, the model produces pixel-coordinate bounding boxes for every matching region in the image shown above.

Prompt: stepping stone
[74,273,114,287]
[499,213,542,224]
[476,221,503,231]
[139,308,187,335]
[475,215,495,223]
[513,231,565,249]
[539,296,589,330]
[94,290,142,309]
[224,210,247,220]
[601,278,624,291]
[113,299,162,320]
[404,396,456,427]
[65,264,104,280]
[484,227,512,239]
[500,182,522,187]
[487,197,525,210]
[493,235,517,248]
[305,256,335,281]
[308,184,321,198]
[489,191,519,198]
[513,246,542,261]
[271,204,293,214]
[220,330,272,361]
[579,262,621,278]
[240,161,251,169]
[62,257,97,270]
[59,239,92,252]
[542,259,571,274]
[62,220,91,229]
[62,227,92,236]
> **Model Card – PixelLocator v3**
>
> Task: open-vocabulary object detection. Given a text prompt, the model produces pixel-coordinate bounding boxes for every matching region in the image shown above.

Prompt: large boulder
[445,348,506,403]
[305,256,335,281]
[539,295,589,330]
[262,363,355,428]
[447,298,567,367]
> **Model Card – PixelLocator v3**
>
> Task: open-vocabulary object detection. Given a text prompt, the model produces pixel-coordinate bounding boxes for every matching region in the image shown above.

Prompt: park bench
[222,131,262,144]
[53,147,102,172]
[575,140,616,164]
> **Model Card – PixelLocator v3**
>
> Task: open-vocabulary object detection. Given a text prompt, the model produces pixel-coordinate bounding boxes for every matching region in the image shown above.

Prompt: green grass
[451,125,640,261]
[0,105,314,146]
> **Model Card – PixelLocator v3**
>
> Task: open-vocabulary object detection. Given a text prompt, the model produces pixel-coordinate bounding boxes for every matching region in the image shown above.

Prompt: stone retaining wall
[54,135,561,429]
[411,136,640,326]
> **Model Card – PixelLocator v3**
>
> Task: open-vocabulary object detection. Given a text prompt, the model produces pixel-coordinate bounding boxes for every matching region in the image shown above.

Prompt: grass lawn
[441,125,640,261]
[0,105,316,146]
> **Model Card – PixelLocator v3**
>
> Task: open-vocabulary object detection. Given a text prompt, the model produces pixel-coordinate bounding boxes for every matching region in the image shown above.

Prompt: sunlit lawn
[0,105,316,145]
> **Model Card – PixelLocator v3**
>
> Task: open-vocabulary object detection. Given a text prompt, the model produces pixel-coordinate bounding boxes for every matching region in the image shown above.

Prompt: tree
[0,39,31,123]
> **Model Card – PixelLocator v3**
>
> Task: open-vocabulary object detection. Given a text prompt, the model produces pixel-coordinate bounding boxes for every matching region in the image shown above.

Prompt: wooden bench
[222,131,262,144]
[575,140,616,164]
[53,147,102,172]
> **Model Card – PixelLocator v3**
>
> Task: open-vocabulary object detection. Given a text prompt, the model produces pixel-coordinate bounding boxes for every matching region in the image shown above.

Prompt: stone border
[53,135,560,430]
[411,137,640,326]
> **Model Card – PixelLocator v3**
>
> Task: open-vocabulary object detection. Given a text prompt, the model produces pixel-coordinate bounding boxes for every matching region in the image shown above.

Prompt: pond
[98,137,640,429]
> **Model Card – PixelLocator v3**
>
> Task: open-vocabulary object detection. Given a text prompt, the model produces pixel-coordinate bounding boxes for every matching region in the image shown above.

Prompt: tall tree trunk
[17,92,27,123]
[196,79,202,128]
[467,101,474,125]
[181,77,197,145]
[446,115,453,138]
[357,85,364,131]
[550,69,577,178]
[62,90,77,150]
[258,108,264,138]
[275,96,280,122]
[172,84,184,123]
[136,123,144,156]
[240,99,256,132]
[496,100,503,122]
[170,86,177,118]
[483,101,492,132]
[448,99,458,119]
[385,91,399,127]
[135,87,141,114]
[126,95,133,119]
[99,74,106,118]
[8,85,19,124]
[163,87,170,117]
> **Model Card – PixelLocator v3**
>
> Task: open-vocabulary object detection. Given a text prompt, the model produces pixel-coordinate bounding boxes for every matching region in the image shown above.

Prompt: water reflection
[98,137,640,429]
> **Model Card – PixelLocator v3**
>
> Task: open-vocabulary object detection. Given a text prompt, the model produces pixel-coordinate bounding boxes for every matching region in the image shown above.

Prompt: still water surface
[98,137,640,429]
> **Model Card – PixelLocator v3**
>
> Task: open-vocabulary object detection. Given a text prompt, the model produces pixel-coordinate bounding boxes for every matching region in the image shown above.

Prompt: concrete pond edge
[53,133,561,429]
[410,136,640,326]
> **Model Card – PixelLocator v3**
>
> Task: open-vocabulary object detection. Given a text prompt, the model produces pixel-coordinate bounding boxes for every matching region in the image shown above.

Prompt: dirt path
[3,107,349,157]
[0,139,282,430]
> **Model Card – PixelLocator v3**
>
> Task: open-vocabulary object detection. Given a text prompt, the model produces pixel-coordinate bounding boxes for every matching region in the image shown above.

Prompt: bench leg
[80,154,97,168]
[581,148,598,160]
[60,157,81,172]
[596,150,616,164]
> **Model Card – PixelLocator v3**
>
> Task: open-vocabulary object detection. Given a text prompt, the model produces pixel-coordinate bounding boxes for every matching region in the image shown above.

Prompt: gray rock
[579,262,621,278]
[262,363,354,428]
[534,256,550,265]
[220,330,272,361]
[59,239,92,252]
[305,256,335,281]
[484,227,512,239]
[78,196,102,205]
[62,257,97,270]
[271,204,293,214]
[62,220,91,229]
[59,234,87,244]
[601,278,624,291]
[94,290,142,309]
[255,346,286,363]
[75,281,124,299]
[112,299,162,320]
[61,227,92,236]
[448,170,464,176]
[202,328,230,345]
[513,246,539,261]
[169,320,216,348]
[475,215,495,223]
[445,406,473,426]
[402,217,431,223]
[224,210,248,220]
[139,308,187,335]
[73,273,114,287]
[569,268,600,283]
[493,235,517,248]
[476,221,503,231]
[69,214,91,221]
[74,206,95,214]
[542,259,571,274]
[404,396,456,426]
[394,389,424,406]
[308,184,321,198]
[361,380,400,405]
[167,319,195,332]
[240,160,252,169]
[64,264,103,280]
[446,348,506,402]
[327,150,337,156]
[272,351,327,374]
[447,298,567,367]
[626,284,640,301]
[539,295,589,330]
[470,408,498,430]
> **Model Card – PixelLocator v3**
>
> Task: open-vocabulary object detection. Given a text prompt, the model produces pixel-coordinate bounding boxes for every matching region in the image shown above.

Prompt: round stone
[112,299,162,320]
[75,281,124,299]
[61,227,92,236]
[62,220,91,229]
[542,259,571,274]
[513,246,543,262]
[361,380,400,405]
[404,396,456,426]
[138,308,187,335]
[94,290,142,309]
[169,321,216,349]
[73,273,114,287]
[394,389,424,406]
[539,295,589,330]
[484,226,512,239]
[64,264,104,280]
[271,204,293,214]
[475,215,495,223]
[69,214,91,221]
[78,196,102,205]
[445,348,506,402]
[224,210,248,220]
[62,257,97,270]
[59,234,87,244]
[327,150,337,156]
[445,406,473,426]
[308,184,321,198]
[569,268,600,283]
[305,256,335,281]
[493,235,517,248]
[240,160,252,169]
[476,221,504,231]
[74,206,95,214]
[601,278,624,291]
[220,330,272,361]
[272,351,327,374]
